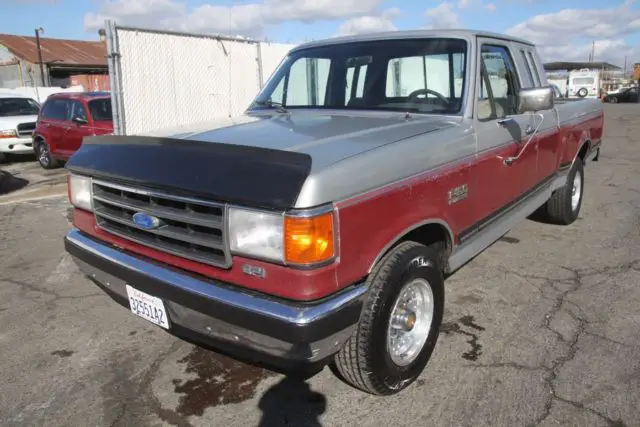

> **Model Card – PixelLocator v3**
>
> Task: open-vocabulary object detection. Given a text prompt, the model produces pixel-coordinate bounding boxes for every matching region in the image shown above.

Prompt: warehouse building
[0,32,109,90]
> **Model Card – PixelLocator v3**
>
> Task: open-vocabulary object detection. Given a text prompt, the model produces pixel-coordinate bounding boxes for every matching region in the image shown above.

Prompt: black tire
[609,97,618,104]
[333,241,445,395]
[577,88,588,98]
[35,139,59,169]
[539,157,585,225]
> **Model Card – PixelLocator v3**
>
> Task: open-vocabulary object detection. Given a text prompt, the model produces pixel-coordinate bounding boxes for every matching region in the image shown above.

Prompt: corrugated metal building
[0,33,108,90]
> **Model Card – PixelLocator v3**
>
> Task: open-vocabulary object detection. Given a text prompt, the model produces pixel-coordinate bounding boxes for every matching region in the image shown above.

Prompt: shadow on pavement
[258,376,327,427]
[0,171,29,195]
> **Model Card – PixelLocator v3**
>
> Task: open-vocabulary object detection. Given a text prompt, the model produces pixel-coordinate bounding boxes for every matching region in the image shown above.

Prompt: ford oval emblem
[132,212,162,230]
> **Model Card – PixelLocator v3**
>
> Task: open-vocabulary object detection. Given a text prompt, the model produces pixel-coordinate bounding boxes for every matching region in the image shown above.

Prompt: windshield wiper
[255,100,289,114]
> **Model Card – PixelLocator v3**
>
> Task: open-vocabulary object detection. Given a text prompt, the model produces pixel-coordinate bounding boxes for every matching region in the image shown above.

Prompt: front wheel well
[577,140,590,162]
[373,222,453,273]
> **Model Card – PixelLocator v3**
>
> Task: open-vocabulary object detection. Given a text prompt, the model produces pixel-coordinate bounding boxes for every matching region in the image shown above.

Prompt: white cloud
[485,3,496,11]
[424,2,460,29]
[266,0,382,22]
[85,0,384,37]
[456,0,480,9]
[336,8,400,36]
[505,1,640,65]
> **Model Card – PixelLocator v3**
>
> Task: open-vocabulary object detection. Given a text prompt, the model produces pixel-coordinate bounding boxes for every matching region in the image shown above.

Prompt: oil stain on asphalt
[441,315,485,361]
[171,347,275,417]
[50,350,74,358]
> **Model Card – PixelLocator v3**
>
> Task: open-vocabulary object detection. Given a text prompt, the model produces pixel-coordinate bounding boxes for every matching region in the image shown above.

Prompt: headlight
[0,129,17,139]
[68,174,93,212]
[229,208,284,262]
[228,206,336,266]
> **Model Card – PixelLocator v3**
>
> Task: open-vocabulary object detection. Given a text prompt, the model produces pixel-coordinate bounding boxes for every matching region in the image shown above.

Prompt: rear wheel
[333,241,445,395]
[36,140,59,170]
[538,157,584,225]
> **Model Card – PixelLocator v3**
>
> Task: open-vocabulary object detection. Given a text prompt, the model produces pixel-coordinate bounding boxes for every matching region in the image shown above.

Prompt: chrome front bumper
[64,228,367,364]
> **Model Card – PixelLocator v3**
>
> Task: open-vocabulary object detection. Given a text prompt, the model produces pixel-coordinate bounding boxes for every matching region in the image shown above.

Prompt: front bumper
[0,138,33,154]
[64,228,366,365]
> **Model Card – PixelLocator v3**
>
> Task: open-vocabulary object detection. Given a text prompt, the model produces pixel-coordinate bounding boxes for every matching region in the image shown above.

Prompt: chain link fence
[105,21,296,136]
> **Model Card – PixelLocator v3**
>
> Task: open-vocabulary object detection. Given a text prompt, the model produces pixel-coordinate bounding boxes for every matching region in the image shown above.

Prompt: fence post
[105,19,126,135]
[256,42,264,89]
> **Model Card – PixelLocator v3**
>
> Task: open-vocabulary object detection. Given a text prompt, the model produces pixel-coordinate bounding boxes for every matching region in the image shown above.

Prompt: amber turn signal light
[284,211,335,265]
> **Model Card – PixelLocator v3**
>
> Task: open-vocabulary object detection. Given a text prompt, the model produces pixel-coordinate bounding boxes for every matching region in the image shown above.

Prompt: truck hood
[142,111,458,171]
[67,111,459,210]
[0,114,38,129]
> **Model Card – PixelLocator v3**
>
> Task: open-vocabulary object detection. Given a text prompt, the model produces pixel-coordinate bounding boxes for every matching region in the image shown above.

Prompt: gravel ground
[0,105,638,427]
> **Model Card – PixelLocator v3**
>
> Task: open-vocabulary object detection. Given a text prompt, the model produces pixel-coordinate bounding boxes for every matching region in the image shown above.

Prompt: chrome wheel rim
[571,171,582,211]
[386,278,434,366]
[39,143,50,166]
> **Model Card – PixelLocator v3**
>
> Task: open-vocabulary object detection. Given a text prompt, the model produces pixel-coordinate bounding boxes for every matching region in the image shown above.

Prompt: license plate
[125,284,170,329]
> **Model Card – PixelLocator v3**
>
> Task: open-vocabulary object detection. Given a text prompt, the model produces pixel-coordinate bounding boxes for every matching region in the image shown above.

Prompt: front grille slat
[92,180,231,268]
[92,192,222,228]
[17,122,36,138]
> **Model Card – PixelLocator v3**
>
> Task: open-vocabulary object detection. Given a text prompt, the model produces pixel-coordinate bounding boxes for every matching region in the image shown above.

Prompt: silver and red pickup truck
[63,30,603,395]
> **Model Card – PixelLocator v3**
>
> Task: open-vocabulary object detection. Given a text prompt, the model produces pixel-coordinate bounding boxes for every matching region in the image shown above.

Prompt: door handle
[497,117,515,127]
[525,125,535,135]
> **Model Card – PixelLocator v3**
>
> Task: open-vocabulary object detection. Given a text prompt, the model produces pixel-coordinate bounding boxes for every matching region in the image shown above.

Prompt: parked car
[604,86,640,103]
[0,92,40,160]
[63,30,604,396]
[32,91,112,169]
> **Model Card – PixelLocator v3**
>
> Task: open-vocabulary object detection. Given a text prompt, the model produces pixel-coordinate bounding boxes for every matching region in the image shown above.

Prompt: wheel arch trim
[367,219,455,274]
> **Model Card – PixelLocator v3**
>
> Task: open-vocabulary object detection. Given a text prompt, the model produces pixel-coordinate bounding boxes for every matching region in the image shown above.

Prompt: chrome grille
[92,180,231,268]
[16,122,35,138]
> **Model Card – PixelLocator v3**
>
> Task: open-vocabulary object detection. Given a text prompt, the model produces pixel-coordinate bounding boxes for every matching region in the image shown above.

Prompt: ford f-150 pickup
[63,30,604,396]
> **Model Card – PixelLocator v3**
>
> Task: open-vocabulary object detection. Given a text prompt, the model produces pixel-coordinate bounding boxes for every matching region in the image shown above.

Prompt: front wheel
[333,241,445,395]
[35,140,59,169]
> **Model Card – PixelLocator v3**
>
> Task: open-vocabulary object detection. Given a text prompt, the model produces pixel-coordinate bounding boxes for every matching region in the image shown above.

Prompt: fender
[367,218,455,274]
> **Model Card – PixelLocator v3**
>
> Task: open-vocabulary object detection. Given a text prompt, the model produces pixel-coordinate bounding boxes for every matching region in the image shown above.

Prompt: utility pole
[35,27,46,86]
[590,40,595,63]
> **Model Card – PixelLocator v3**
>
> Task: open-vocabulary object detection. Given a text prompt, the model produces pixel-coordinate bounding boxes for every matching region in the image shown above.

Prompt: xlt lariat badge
[448,184,469,205]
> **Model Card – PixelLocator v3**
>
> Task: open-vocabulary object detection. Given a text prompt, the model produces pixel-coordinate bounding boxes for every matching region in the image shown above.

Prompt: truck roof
[291,29,534,52]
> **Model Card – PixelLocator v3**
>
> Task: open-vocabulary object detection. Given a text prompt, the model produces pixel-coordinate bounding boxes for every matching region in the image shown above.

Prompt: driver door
[471,41,538,231]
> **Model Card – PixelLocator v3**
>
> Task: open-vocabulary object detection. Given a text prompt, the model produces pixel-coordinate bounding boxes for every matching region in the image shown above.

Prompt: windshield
[250,38,468,115]
[88,98,112,121]
[0,97,40,117]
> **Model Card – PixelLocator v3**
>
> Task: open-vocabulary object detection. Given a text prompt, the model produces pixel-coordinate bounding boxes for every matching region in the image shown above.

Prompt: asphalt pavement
[0,105,638,427]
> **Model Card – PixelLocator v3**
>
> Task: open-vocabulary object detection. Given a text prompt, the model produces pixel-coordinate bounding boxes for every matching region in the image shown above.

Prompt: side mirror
[517,86,554,114]
[72,116,88,126]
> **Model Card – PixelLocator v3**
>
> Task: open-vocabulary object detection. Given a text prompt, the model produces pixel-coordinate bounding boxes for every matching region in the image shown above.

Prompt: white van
[567,69,600,99]
[0,92,40,156]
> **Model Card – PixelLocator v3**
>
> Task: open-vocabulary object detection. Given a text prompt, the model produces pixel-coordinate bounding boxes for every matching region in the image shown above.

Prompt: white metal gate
[105,21,295,135]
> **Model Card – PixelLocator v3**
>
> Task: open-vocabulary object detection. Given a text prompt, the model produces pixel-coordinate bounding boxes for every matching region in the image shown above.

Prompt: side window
[477,45,520,121]
[385,53,465,99]
[70,101,88,122]
[527,51,541,86]
[345,56,371,105]
[41,99,70,121]
[386,56,424,97]
[283,57,331,106]
[519,50,535,88]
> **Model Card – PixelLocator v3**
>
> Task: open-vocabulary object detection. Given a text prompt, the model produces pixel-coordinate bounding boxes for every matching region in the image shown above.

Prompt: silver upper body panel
[138,31,603,210]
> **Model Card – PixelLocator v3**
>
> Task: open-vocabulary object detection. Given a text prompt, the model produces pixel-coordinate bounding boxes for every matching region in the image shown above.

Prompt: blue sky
[3,0,639,66]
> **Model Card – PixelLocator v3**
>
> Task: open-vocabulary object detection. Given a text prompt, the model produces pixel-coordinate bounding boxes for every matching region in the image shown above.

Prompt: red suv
[33,92,113,169]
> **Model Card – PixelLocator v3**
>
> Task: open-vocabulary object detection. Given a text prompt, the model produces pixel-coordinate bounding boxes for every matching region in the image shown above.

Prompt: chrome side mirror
[517,86,554,114]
